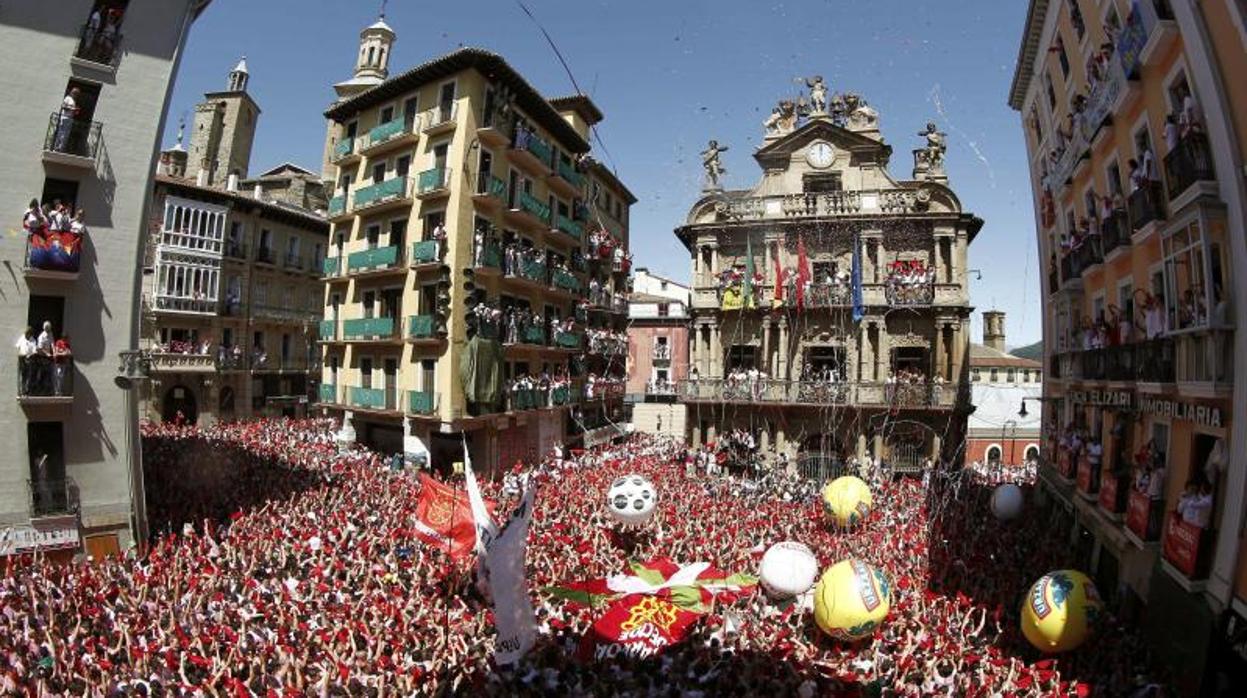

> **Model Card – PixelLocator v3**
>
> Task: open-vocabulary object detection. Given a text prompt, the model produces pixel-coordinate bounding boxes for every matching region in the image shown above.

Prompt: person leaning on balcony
[23,199,46,238]
[1179,90,1203,137]
[52,334,72,396]
[1127,159,1144,193]
[1163,115,1180,153]
[15,326,37,395]
[69,208,87,237]
[1176,479,1213,529]
[53,88,82,153]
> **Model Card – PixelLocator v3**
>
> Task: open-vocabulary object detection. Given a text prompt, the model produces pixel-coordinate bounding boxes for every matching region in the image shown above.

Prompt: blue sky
[165,0,1041,347]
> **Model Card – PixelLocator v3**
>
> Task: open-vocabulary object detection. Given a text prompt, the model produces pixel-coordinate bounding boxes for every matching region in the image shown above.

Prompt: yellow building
[1009,0,1247,690]
[317,26,632,471]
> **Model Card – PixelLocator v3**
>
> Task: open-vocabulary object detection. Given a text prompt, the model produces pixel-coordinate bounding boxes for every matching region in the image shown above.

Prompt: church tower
[323,14,397,178]
[186,56,261,187]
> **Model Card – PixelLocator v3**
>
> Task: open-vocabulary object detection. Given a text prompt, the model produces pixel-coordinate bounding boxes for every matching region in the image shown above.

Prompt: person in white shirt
[15,327,37,395]
[53,88,81,152]
[36,321,54,356]
[1163,115,1180,152]
[1177,481,1214,528]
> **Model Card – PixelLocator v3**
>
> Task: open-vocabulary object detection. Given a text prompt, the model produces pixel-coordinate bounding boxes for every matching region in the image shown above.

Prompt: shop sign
[1162,514,1201,577]
[1069,390,1133,408]
[1139,397,1223,428]
[0,522,80,556]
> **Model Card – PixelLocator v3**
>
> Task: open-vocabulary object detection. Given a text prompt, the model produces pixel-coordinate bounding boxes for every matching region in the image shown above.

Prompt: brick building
[965,311,1043,467]
[626,269,690,438]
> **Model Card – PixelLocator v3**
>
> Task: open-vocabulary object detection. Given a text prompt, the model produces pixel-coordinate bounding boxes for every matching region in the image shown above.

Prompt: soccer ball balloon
[606,474,658,525]
[813,559,892,641]
[759,541,819,599]
[1021,570,1102,653]
[991,484,1025,521]
[822,476,873,527]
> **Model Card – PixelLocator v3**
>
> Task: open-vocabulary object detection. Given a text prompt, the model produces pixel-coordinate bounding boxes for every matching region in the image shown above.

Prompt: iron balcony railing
[348,245,400,273]
[328,195,347,217]
[342,316,397,340]
[408,314,437,340]
[28,477,77,517]
[517,191,551,223]
[514,126,553,166]
[331,137,355,162]
[319,383,337,404]
[1127,181,1167,232]
[353,177,411,210]
[1101,210,1131,256]
[17,355,75,399]
[554,214,583,241]
[323,256,344,278]
[417,167,451,194]
[679,379,959,409]
[555,159,584,188]
[410,240,441,265]
[153,296,218,314]
[1164,132,1215,202]
[884,279,935,306]
[473,239,503,270]
[284,252,304,270]
[722,188,925,220]
[409,389,438,415]
[350,386,396,411]
[477,173,507,200]
[74,22,123,67]
[44,112,102,161]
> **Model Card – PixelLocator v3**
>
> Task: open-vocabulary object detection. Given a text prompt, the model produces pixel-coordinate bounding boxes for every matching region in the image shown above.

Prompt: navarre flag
[795,235,811,311]
[413,474,477,561]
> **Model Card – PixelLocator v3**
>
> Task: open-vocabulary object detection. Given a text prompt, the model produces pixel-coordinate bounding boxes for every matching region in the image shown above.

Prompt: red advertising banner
[1076,457,1092,493]
[1098,474,1120,513]
[1162,514,1201,577]
[1126,490,1151,539]
[579,594,700,662]
[1058,449,1074,479]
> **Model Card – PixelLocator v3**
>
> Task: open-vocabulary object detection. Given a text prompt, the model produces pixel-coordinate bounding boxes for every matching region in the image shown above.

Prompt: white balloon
[759,541,819,599]
[606,474,658,526]
[991,484,1025,521]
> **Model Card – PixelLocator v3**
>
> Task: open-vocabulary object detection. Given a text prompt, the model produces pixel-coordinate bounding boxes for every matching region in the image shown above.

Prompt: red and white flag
[413,474,477,561]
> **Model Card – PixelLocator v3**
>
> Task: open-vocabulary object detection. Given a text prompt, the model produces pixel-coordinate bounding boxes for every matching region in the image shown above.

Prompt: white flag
[462,442,537,665]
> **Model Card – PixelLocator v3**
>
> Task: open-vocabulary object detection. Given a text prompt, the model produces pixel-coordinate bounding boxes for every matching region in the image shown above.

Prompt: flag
[413,474,476,561]
[851,231,865,322]
[720,286,744,311]
[463,443,537,666]
[743,235,755,309]
[578,594,700,661]
[795,235,811,311]
[773,241,785,307]
[548,558,758,614]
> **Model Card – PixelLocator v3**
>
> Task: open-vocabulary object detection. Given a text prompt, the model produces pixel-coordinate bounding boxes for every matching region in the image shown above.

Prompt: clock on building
[806,141,835,169]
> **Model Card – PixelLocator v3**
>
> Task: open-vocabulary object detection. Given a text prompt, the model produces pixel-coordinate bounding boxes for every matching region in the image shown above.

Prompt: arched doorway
[162,385,198,425]
[986,445,1002,464]
[218,387,235,421]
[1024,444,1039,464]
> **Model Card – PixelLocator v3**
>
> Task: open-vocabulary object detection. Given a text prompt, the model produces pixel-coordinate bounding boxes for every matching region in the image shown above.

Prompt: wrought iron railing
[17,355,74,398]
[43,112,101,161]
[1163,132,1215,202]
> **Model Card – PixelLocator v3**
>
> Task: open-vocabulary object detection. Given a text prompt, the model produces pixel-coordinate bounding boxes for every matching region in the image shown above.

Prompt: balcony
[1136,337,1176,384]
[551,268,582,294]
[679,379,959,409]
[416,167,452,198]
[72,22,123,71]
[1098,473,1130,518]
[552,214,583,243]
[322,256,345,279]
[552,158,585,192]
[1127,181,1167,236]
[1101,210,1131,258]
[588,336,628,356]
[509,191,551,229]
[17,356,74,410]
[1162,513,1212,583]
[152,296,218,315]
[283,252,304,272]
[1079,58,1127,143]
[1175,330,1233,396]
[651,345,672,362]
[360,115,419,156]
[1117,0,1176,77]
[407,314,440,341]
[553,330,584,350]
[319,319,338,341]
[342,316,398,342]
[318,383,338,404]
[472,239,503,271]
[507,387,550,412]
[347,246,401,275]
[410,240,442,267]
[884,279,934,306]
[422,102,458,135]
[352,177,412,214]
[510,127,554,174]
[514,324,547,346]
[147,352,215,373]
[42,113,101,168]
[1075,237,1103,274]
[474,173,507,208]
[408,389,437,415]
[24,230,83,281]
[1163,133,1216,207]
[350,386,397,412]
[28,477,78,518]
[506,258,548,286]
[1126,490,1164,543]
[256,246,277,266]
[330,137,359,165]
[327,195,348,220]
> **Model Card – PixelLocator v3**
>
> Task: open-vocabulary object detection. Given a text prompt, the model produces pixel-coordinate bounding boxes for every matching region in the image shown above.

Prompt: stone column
[934,321,946,380]
[872,433,883,461]
[931,434,942,461]
[951,319,966,384]
[777,318,789,379]
[875,322,888,382]
[710,322,721,376]
[761,317,772,374]
[709,242,720,276]
[775,426,787,458]
[856,434,867,461]
[691,423,702,447]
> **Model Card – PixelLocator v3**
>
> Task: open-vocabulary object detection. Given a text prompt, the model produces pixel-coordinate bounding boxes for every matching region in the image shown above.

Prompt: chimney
[226,173,239,192]
[982,310,1006,353]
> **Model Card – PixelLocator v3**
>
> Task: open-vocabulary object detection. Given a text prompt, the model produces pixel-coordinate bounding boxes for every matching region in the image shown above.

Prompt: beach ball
[606,474,658,525]
[991,484,1025,521]
[759,541,820,599]
[813,559,892,641]
[821,476,873,527]
[1020,570,1102,653]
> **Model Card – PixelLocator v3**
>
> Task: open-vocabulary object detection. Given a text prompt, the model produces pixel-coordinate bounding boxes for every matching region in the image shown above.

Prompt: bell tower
[186,56,261,187]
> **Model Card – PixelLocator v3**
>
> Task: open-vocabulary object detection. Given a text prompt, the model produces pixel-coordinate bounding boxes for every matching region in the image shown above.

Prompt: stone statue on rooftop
[701,139,729,190]
[917,121,947,171]
[805,75,828,115]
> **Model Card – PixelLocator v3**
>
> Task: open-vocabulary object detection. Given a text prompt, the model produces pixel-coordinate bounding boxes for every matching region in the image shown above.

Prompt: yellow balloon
[1020,570,1103,653]
[813,559,892,641]
[821,476,873,527]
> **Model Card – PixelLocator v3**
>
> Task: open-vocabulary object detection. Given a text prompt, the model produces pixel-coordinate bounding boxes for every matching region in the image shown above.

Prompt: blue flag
[851,232,865,322]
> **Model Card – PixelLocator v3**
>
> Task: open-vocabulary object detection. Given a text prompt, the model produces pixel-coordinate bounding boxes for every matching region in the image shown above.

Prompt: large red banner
[1162,514,1201,577]
[578,594,700,662]
[1126,490,1151,539]
[1098,474,1120,513]
[413,474,477,561]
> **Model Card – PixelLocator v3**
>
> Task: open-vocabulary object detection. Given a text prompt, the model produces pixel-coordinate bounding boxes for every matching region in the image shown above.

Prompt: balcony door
[27,422,66,516]
[360,358,373,390]
[384,359,398,410]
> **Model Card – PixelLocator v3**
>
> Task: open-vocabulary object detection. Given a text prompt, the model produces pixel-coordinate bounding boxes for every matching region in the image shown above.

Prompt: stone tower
[187,56,261,187]
[323,14,397,178]
[982,310,1006,353]
[159,119,188,178]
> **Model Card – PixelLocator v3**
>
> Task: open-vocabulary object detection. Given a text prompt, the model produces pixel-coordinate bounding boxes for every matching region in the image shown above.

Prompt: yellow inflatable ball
[1020,570,1103,653]
[821,476,873,527]
[813,559,892,641]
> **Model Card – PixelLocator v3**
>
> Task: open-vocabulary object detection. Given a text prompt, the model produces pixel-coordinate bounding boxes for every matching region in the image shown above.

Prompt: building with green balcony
[316,33,635,474]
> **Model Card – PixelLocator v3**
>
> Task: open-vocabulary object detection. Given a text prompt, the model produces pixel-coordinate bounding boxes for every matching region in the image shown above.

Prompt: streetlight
[1002,419,1018,466]
[115,350,153,551]
[1017,395,1059,419]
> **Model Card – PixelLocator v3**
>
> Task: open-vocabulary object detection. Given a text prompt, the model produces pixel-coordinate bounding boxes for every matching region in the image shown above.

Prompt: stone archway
[162,385,198,425]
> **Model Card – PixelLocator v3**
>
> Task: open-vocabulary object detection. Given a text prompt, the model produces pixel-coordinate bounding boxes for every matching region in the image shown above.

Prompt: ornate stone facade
[676,78,982,475]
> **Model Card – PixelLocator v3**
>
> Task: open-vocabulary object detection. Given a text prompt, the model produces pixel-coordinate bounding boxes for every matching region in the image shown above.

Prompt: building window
[658,303,669,317]
[990,368,999,382]
[28,422,67,515]
[1054,35,1070,78]
[1007,369,1016,382]
[1161,219,1221,332]
[726,345,756,370]
[971,369,981,382]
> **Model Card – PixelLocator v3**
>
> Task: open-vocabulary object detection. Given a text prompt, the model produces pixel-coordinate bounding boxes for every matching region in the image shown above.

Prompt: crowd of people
[884,260,935,305]
[14,321,74,398]
[0,418,1176,696]
[586,329,627,356]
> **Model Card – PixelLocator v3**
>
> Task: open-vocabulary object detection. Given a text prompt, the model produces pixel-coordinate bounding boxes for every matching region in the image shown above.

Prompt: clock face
[806,141,835,169]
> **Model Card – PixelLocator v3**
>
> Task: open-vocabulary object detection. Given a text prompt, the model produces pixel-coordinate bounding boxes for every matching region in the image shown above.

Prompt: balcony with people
[471,226,504,272]
[1162,479,1216,584]
[1124,439,1167,543]
[501,243,550,288]
[1116,0,1176,77]
[42,95,102,167]
[1162,95,1214,206]
[510,123,555,175]
[73,2,126,69]
[21,199,86,280]
[349,384,399,413]
[16,324,75,407]
[147,338,217,373]
[587,329,627,357]
[651,343,672,363]
[884,260,935,306]
[1126,158,1167,234]
[28,475,77,519]
[1074,440,1102,499]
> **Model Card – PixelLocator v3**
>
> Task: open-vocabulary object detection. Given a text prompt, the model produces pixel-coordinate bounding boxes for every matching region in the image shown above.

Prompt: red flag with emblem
[413,474,477,561]
[577,594,700,661]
